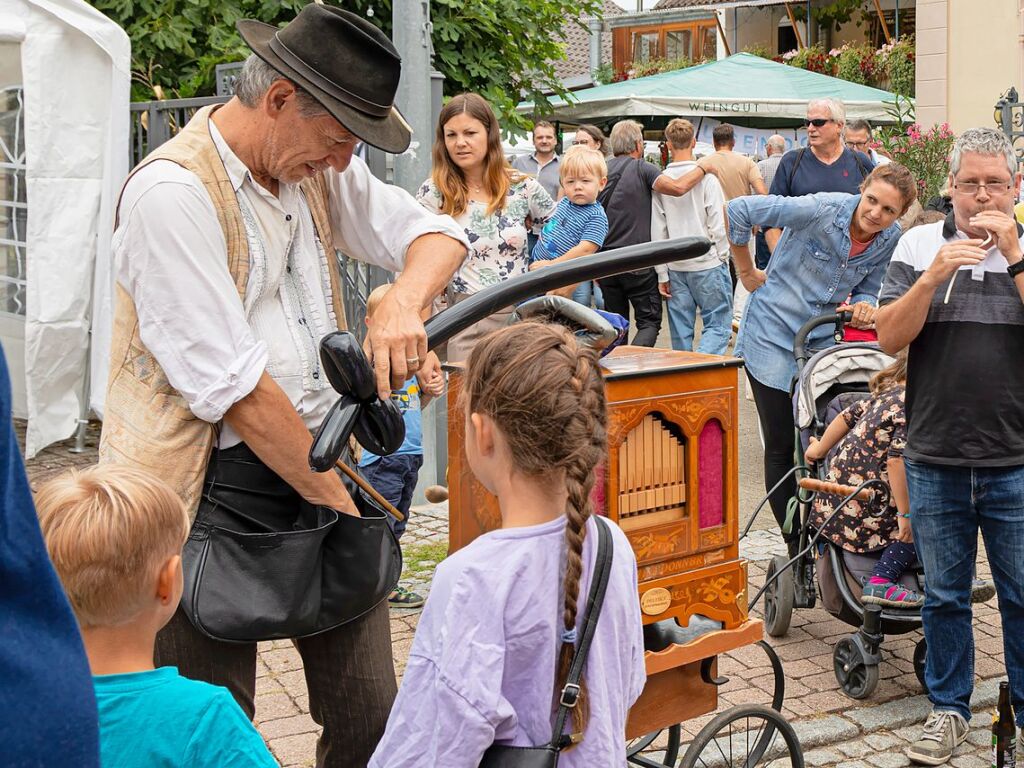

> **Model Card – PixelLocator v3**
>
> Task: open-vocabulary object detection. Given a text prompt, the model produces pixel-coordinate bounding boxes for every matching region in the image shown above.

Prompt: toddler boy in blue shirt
[530,146,608,301]
[360,284,445,608]
[35,465,279,768]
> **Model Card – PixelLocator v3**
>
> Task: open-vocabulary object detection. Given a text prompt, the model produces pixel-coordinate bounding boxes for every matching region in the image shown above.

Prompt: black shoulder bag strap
[786,146,807,190]
[549,515,613,748]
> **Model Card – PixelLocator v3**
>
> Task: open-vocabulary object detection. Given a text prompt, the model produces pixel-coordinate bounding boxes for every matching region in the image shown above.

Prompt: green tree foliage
[88,0,602,132]
[792,0,873,32]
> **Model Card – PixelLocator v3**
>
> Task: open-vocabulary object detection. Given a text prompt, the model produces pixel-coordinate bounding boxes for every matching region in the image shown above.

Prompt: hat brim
[237,19,411,155]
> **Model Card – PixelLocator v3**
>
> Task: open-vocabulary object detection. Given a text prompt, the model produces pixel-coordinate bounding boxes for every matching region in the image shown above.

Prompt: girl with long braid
[370,322,645,766]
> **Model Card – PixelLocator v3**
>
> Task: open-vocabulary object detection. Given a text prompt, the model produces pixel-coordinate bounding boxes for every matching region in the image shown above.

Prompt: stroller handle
[798,477,876,502]
[793,310,853,364]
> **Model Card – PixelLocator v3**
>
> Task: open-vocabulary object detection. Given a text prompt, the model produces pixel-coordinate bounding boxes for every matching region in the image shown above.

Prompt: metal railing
[1,85,27,317]
[129,96,392,340]
[996,87,1024,169]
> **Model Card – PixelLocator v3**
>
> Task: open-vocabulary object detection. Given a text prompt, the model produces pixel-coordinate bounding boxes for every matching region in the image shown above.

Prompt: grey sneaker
[970,578,996,604]
[906,710,970,765]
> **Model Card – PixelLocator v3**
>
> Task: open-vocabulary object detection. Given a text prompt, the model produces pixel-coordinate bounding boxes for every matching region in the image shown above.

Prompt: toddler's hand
[804,437,826,464]
[423,371,445,397]
[529,260,551,271]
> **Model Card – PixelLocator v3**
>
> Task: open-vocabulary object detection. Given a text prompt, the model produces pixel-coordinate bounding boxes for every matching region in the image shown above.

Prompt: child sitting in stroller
[804,350,922,608]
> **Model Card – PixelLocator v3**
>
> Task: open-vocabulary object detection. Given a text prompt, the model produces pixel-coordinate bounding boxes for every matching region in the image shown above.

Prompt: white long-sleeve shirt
[651,160,729,279]
[112,119,467,446]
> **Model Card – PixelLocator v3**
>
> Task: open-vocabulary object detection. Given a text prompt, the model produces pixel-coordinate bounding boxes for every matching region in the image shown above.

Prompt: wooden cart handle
[335,459,405,522]
[798,477,875,501]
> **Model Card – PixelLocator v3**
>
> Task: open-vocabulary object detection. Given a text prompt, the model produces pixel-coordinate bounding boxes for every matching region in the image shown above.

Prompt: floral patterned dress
[416,176,555,295]
[809,385,906,553]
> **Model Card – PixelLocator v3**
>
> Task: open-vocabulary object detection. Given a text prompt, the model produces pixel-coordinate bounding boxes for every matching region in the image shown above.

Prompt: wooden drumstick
[335,459,405,522]
[798,477,875,502]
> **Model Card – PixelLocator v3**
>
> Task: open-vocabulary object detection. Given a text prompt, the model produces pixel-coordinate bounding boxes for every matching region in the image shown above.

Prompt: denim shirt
[728,193,901,391]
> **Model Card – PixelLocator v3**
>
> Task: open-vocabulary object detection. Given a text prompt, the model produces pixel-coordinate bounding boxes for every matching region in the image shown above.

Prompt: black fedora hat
[237,5,411,154]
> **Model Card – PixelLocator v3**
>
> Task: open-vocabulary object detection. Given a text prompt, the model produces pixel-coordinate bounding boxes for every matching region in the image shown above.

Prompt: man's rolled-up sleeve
[116,171,267,423]
[328,156,468,272]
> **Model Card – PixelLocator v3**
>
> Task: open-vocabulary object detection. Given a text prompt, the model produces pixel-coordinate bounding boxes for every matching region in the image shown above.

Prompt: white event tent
[0,0,129,457]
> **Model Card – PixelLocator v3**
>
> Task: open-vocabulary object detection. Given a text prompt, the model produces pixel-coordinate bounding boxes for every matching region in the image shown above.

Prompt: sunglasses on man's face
[803,118,833,128]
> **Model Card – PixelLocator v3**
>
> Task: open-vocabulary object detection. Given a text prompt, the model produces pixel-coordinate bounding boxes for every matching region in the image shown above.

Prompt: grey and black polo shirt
[879,212,1024,466]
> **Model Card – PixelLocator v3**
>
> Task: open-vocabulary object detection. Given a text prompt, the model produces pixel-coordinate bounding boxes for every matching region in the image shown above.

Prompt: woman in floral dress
[805,351,923,608]
[417,93,555,362]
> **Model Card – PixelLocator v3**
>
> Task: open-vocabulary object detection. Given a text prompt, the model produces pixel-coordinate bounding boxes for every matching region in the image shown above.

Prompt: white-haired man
[766,98,874,252]
[877,127,1024,766]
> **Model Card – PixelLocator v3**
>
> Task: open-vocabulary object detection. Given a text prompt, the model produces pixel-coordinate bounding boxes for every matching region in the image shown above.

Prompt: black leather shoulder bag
[478,515,614,768]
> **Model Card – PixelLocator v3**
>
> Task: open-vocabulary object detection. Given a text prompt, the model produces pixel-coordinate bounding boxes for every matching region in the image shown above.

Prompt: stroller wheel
[833,636,879,699]
[764,555,795,637]
[913,637,928,693]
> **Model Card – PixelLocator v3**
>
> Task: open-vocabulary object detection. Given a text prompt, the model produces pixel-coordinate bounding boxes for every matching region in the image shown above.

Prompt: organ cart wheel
[679,704,805,767]
[763,555,794,637]
[627,725,681,766]
[913,636,928,693]
[833,636,879,699]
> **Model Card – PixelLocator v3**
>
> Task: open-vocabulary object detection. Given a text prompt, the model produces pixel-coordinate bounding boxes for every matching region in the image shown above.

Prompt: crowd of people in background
[4,7,1024,767]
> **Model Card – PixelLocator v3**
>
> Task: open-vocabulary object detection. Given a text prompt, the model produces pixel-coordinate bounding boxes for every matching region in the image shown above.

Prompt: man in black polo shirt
[597,119,714,346]
[876,127,1024,766]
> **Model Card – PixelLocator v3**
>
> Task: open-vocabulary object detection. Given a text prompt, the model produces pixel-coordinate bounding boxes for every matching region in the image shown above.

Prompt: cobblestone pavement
[19,421,1008,767]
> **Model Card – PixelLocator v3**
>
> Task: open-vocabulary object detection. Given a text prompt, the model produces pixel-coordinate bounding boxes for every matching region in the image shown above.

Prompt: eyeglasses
[846,140,869,150]
[954,181,1015,196]
[803,118,833,128]
[571,140,590,145]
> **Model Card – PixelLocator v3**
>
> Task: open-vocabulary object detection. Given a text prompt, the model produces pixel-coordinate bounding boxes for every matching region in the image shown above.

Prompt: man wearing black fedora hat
[98,5,468,766]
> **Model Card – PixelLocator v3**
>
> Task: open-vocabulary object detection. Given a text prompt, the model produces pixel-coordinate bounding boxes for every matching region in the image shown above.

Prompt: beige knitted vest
[99,105,347,519]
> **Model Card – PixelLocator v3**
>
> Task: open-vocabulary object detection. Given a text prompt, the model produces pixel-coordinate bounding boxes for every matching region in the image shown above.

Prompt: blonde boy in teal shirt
[36,466,279,768]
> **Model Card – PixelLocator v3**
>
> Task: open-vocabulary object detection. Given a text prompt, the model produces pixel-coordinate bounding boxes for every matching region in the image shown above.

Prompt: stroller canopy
[796,345,896,430]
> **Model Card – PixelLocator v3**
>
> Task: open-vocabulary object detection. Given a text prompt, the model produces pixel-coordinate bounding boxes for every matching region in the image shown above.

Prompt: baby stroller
[754,311,928,700]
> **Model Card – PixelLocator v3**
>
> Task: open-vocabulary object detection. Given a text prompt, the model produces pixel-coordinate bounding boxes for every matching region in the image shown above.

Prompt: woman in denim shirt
[727,164,918,555]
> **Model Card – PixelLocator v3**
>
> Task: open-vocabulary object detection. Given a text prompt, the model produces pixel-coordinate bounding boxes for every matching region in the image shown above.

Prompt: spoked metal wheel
[913,636,928,693]
[833,636,879,699]
[763,555,794,638]
[679,704,804,767]
[627,726,682,767]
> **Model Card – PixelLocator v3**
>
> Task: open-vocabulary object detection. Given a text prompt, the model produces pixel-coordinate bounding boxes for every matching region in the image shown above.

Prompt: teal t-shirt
[93,667,279,767]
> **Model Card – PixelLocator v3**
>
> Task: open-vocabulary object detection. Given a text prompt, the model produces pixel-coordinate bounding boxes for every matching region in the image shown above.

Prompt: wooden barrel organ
[445,346,763,737]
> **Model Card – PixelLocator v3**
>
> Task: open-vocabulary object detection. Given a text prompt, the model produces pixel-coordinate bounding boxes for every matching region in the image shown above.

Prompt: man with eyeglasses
[876,127,1024,766]
[846,119,890,167]
[765,99,874,253]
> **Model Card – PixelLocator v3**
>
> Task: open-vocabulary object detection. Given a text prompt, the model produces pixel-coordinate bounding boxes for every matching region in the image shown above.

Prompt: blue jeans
[664,264,733,355]
[754,230,771,270]
[360,454,423,539]
[906,459,1024,726]
[571,280,604,309]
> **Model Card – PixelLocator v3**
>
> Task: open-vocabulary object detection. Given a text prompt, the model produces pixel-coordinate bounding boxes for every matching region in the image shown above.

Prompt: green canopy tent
[519,53,909,131]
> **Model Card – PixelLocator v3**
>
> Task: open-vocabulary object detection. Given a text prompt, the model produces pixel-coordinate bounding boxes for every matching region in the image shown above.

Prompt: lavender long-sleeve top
[369,515,647,767]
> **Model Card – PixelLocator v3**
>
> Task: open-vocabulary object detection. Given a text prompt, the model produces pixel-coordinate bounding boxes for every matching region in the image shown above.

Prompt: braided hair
[463,322,608,742]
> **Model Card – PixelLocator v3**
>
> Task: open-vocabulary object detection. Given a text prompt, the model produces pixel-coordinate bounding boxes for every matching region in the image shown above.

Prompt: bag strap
[549,515,614,749]
[786,146,806,190]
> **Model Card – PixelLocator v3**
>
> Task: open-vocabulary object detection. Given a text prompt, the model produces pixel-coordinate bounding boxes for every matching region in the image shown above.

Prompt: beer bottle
[993,680,1016,768]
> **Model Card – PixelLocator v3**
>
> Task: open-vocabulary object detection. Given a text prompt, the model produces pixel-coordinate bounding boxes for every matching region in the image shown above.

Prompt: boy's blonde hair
[35,465,190,628]
[365,283,393,319]
[664,118,695,150]
[560,146,607,181]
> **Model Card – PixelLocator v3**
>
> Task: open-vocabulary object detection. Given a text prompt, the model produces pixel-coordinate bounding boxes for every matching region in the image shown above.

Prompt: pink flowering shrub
[878,121,955,201]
